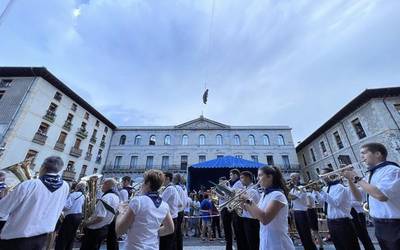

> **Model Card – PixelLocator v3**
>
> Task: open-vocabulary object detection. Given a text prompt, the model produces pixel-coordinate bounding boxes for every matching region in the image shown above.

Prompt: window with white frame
[164,135,171,145]
[114,156,122,168]
[277,135,285,145]
[263,135,270,145]
[216,134,223,145]
[134,135,141,145]
[248,135,255,145]
[130,156,138,168]
[234,135,240,145]
[199,134,206,145]
[182,134,189,145]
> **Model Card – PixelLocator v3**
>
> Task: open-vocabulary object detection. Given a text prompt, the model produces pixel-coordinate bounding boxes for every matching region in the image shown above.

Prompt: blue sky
[0,0,399,143]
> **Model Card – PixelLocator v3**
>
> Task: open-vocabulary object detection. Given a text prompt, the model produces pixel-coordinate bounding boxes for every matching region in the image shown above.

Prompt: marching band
[0,142,398,250]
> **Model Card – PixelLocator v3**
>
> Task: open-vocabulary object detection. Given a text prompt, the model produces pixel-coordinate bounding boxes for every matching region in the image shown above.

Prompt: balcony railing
[95,156,102,164]
[102,164,186,174]
[43,110,56,123]
[100,140,106,148]
[76,127,88,139]
[62,170,76,181]
[90,136,97,144]
[54,141,66,152]
[85,152,92,161]
[32,132,47,145]
[69,147,82,158]
[63,120,72,131]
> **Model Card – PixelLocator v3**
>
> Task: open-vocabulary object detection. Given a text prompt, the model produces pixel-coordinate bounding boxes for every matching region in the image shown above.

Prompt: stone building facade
[296,87,400,181]
[103,116,300,179]
[0,67,115,182]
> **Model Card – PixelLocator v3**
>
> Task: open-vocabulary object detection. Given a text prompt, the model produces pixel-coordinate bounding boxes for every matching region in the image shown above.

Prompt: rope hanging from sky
[0,0,16,28]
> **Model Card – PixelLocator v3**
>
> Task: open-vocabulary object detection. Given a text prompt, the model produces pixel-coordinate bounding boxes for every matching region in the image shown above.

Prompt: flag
[202,89,209,104]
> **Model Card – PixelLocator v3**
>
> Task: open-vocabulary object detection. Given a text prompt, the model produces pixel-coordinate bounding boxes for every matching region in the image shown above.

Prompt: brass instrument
[362,202,369,213]
[80,174,103,223]
[3,157,34,190]
[318,165,354,179]
[129,181,144,200]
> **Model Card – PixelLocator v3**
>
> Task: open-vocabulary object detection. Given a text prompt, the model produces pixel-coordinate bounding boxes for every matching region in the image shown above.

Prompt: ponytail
[260,166,289,197]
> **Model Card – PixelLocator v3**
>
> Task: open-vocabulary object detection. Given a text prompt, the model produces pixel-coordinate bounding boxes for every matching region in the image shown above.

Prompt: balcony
[62,170,76,181]
[278,164,301,173]
[32,132,47,145]
[90,136,97,144]
[100,140,106,148]
[63,120,72,131]
[76,127,88,139]
[102,165,186,174]
[43,110,56,123]
[95,156,102,164]
[85,152,92,161]
[69,147,82,158]
[54,141,66,152]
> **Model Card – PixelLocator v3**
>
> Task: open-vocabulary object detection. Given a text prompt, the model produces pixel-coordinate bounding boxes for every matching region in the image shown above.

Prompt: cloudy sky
[0,0,399,143]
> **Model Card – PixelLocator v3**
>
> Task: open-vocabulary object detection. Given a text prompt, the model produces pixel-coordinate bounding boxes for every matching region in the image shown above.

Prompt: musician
[115,169,174,250]
[80,178,120,250]
[160,171,181,250]
[313,167,360,250]
[173,174,187,250]
[120,176,133,203]
[242,166,295,250]
[288,173,317,250]
[305,188,324,250]
[239,171,260,250]
[350,190,375,250]
[343,143,400,250]
[0,156,69,250]
[0,171,8,233]
[228,169,246,250]
[55,181,86,250]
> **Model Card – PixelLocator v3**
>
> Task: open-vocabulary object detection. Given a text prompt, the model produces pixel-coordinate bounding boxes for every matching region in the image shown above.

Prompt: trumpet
[318,165,354,179]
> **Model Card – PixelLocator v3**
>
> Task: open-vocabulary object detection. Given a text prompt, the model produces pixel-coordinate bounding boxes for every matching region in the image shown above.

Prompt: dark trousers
[176,211,184,250]
[293,210,317,250]
[0,221,5,234]
[80,226,108,250]
[374,218,400,250]
[106,219,118,250]
[0,233,48,250]
[55,213,82,250]
[160,218,178,250]
[350,209,375,250]
[232,212,246,250]
[242,217,260,250]
[221,208,233,250]
[327,218,360,250]
[211,215,221,238]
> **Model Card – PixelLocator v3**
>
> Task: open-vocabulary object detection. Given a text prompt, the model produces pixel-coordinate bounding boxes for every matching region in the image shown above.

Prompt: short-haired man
[120,176,132,202]
[228,169,245,250]
[239,171,260,250]
[0,156,69,250]
[80,178,120,250]
[173,174,187,250]
[343,142,400,250]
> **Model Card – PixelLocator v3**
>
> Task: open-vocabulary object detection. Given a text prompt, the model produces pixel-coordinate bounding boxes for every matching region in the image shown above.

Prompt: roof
[0,67,116,129]
[190,155,266,169]
[296,87,400,152]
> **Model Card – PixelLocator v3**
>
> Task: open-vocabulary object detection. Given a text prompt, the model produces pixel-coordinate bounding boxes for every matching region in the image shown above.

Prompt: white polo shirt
[0,179,69,239]
[314,184,352,220]
[126,195,170,250]
[88,192,120,229]
[119,189,129,203]
[231,179,243,190]
[242,185,260,219]
[289,188,308,211]
[162,185,180,219]
[368,164,400,219]
[64,191,85,216]
[175,185,187,212]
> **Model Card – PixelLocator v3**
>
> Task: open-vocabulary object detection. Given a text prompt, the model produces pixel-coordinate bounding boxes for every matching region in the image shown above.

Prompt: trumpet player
[313,167,360,250]
[119,176,133,203]
[288,173,317,250]
[228,169,246,250]
[0,156,69,250]
[55,181,86,250]
[239,171,260,250]
[343,143,400,250]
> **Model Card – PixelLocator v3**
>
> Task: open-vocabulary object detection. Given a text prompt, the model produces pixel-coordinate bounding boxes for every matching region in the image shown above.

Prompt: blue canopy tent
[187,155,266,191]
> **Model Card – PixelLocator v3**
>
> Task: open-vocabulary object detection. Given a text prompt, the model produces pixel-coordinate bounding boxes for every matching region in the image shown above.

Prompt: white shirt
[242,185,261,219]
[289,188,308,211]
[258,191,295,250]
[88,192,120,229]
[306,192,317,209]
[174,185,186,212]
[0,178,69,239]
[120,189,129,203]
[161,185,180,218]
[231,179,243,190]
[350,188,365,213]
[125,195,169,250]
[192,200,201,216]
[368,164,400,219]
[185,197,192,213]
[64,191,85,216]
[314,183,352,219]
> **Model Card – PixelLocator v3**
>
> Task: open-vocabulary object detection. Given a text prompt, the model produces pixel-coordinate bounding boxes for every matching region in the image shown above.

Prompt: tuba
[3,157,34,190]
[80,174,103,222]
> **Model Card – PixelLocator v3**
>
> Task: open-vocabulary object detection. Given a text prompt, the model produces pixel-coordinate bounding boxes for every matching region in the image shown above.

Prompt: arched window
[278,135,285,145]
[119,135,126,145]
[199,134,206,145]
[182,134,188,145]
[248,135,255,145]
[216,134,223,145]
[149,135,156,145]
[134,135,141,145]
[234,135,240,145]
[263,135,270,145]
[164,135,171,145]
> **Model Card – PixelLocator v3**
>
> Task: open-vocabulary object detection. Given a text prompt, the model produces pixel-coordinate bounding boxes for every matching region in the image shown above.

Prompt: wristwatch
[353,176,362,184]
